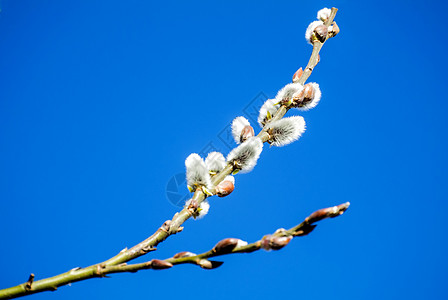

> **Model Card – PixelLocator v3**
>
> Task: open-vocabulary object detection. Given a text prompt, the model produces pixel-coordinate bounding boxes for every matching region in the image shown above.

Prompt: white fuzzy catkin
[197,200,210,218]
[185,153,212,190]
[205,152,226,173]
[297,83,322,111]
[275,83,304,103]
[266,116,306,147]
[317,8,332,21]
[226,137,263,173]
[231,116,251,144]
[258,99,280,127]
[305,20,324,44]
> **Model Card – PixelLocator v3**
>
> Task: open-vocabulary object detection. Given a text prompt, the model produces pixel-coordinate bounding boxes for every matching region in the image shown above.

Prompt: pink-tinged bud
[261,235,292,251]
[173,251,196,259]
[293,83,316,108]
[301,83,316,105]
[216,180,235,198]
[150,259,173,270]
[314,25,328,42]
[198,259,224,270]
[292,67,303,83]
[213,238,239,254]
[269,236,292,250]
[240,125,255,143]
[305,202,350,224]
[292,89,305,104]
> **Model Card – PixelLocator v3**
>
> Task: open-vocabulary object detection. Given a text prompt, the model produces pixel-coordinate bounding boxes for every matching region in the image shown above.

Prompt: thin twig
[4,202,349,296]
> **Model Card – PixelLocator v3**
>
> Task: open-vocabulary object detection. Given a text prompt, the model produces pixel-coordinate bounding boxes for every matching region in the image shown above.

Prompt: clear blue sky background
[1,1,447,299]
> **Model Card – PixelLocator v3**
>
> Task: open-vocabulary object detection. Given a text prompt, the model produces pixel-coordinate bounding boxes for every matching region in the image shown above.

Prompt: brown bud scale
[213,238,239,254]
[314,25,328,42]
[292,67,303,83]
[150,259,173,270]
[240,125,255,143]
[216,180,235,197]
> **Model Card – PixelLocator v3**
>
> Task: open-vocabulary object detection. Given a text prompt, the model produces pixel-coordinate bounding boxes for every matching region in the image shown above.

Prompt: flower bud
[240,125,255,143]
[213,238,239,254]
[317,8,332,22]
[305,20,323,44]
[269,236,292,250]
[215,176,235,197]
[150,259,173,270]
[198,259,224,269]
[305,202,350,224]
[314,24,328,42]
[292,82,321,111]
[292,67,303,83]
[261,234,292,251]
[302,83,316,104]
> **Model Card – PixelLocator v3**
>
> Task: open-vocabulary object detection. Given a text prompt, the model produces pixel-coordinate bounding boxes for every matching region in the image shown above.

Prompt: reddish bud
[292,83,316,108]
[300,83,316,107]
[305,202,350,224]
[150,259,173,270]
[314,25,328,42]
[261,234,292,251]
[213,238,239,254]
[292,67,303,83]
[269,236,292,250]
[216,180,235,198]
[240,125,255,143]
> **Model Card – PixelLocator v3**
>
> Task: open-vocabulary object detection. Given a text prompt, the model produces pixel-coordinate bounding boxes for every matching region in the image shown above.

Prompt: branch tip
[305,202,350,224]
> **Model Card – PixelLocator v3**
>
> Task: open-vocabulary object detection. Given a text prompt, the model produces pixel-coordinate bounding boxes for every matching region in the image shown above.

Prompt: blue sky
[1,1,447,299]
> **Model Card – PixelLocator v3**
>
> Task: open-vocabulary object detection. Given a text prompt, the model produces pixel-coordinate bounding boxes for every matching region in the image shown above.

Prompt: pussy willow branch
[94,202,350,274]
[0,8,339,300]
[4,202,350,291]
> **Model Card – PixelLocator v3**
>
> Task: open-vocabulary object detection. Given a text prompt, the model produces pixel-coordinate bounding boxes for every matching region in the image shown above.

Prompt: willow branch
[0,7,340,300]
[2,202,349,299]
[92,202,351,272]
